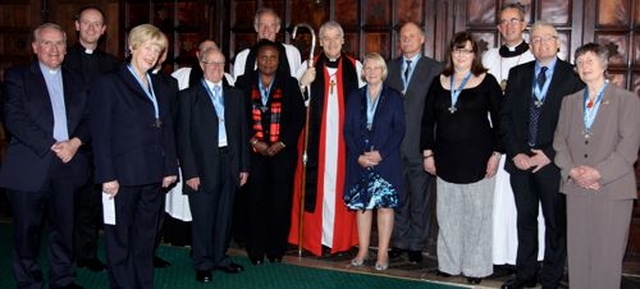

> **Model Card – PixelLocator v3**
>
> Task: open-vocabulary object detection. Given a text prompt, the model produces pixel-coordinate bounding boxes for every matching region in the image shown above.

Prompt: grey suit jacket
[553,84,640,200]
[386,56,442,158]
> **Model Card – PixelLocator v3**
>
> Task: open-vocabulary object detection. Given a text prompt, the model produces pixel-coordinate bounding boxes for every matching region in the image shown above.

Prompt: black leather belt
[219,146,229,154]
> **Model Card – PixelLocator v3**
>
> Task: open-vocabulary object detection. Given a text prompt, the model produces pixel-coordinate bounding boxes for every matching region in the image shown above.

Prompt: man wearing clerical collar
[288,20,365,257]
[482,2,535,92]
[64,6,119,85]
[62,5,120,274]
[481,2,540,276]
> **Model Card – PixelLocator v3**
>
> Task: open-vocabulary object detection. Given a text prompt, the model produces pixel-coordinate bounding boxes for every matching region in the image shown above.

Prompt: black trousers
[510,165,566,288]
[9,161,80,289]
[188,152,235,270]
[74,180,102,261]
[244,150,297,261]
[104,183,162,289]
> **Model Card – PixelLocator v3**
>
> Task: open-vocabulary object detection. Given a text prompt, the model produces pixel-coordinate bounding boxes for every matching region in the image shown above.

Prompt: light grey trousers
[436,177,495,278]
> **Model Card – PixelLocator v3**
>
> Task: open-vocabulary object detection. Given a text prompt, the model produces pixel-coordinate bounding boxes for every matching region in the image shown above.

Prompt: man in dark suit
[384,21,442,263]
[62,5,120,272]
[500,22,584,289]
[177,47,250,283]
[0,23,88,289]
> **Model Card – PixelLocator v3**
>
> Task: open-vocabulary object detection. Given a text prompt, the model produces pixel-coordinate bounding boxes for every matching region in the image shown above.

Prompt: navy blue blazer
[177,81,250,192]
[0,62,90,192]
[500,58,584,174]
[344,84,406,199]
[91,64,178,186]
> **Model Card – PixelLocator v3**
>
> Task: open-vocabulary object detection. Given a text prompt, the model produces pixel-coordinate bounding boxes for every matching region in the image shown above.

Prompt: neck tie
[537,66,547,89]
[528,66,548,147]
[404,60,412,81]
[261,87,269,106]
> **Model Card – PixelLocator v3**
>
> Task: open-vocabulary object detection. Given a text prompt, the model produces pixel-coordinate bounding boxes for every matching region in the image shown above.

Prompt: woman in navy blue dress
[344,52,405,271]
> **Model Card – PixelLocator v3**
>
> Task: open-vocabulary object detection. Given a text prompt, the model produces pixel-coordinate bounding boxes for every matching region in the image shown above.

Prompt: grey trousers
[436,177,495,278]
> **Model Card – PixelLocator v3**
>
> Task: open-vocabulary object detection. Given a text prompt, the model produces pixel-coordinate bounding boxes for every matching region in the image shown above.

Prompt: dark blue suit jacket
[344,84,406,199]
[0,62,90,192]
[177,81,250,192]
[91,64,178,186]
[500,59,584,174]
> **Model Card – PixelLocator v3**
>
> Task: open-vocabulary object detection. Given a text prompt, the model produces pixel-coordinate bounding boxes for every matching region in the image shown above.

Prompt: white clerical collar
[39,62,60,75]
[506,40,525,51]
[84,48,94,54]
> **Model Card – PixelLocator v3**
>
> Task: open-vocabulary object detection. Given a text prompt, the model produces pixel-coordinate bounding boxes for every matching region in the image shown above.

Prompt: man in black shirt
[63,5,120,273]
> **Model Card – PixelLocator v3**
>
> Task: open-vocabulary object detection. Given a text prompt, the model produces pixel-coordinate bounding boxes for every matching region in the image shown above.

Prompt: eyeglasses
[530,36,557,44]
[499,18,524,26]
[202,60,225,66]
[452,48,474,55]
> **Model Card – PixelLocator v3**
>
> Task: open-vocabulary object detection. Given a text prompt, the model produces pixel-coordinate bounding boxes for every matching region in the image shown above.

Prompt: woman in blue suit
[344,52,405,271]
[91,24,178,289]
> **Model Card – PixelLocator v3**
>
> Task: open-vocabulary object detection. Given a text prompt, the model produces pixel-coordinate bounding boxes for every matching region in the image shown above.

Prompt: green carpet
[0,223,463,289]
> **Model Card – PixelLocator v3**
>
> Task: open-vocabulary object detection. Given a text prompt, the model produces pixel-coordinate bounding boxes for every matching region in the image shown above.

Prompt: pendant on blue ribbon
[534,100,544,108]
[448,106,457,114]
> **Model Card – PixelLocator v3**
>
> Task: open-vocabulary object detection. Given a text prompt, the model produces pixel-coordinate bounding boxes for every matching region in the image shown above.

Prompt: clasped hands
[50,137,82,163]
[512,149,551,173]
[253,140,285,157]
[357,150,382,168]
[569,165,602,191]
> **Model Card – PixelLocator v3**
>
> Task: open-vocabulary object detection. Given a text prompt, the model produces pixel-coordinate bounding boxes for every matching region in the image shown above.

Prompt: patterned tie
[403,60,412,90]
[528,66,548,146]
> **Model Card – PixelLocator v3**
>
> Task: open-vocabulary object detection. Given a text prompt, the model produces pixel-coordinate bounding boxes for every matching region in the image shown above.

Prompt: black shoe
[77,258,105,272]
[501,277,537,289]
[217,262,244,273]
[153,256,171,268]
[195,270,212,283]
[407,250,423,263]
[52,282,85,289]
[250,257,264,265]
[467,277,482,284]
[268,256,283,263]
[435,271,452,278]
[388,247,404,259]
[31,270,43,282]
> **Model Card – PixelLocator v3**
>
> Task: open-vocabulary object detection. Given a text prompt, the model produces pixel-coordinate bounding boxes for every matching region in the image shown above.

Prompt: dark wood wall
[0,0,639,257]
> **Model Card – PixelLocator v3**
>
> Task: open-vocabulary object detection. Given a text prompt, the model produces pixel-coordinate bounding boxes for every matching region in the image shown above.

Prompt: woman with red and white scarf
[235,39,305,265]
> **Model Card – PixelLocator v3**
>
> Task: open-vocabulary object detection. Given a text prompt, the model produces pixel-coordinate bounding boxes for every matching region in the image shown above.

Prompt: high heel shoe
[350,258,366,267]
[374,262,388,271]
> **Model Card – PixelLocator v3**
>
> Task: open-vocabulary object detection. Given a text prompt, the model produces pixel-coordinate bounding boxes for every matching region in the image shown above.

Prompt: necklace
[448,71,472,114]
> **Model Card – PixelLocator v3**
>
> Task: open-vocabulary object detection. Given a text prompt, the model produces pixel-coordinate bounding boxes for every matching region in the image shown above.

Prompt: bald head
[196,40,219,59]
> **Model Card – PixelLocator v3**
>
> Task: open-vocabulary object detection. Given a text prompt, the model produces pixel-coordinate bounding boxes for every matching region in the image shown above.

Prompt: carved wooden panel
[0,5,33,27]
[634,33,640,66]
[363,0,391,27]
[335,0,358,27]
[396,0,424,24]
[364,32,391,58]
[595,33,629,67]
[0,0,40,81]
[541,0,571,25]
[597,0,630,27]
[291,0,327,29]
[467,0,495,25]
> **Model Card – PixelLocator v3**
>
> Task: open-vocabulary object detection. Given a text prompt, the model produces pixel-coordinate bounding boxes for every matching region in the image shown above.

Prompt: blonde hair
[362,52,388,82]
[128,24,167,52]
